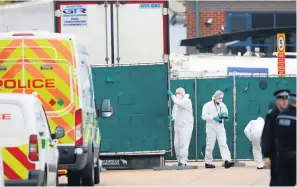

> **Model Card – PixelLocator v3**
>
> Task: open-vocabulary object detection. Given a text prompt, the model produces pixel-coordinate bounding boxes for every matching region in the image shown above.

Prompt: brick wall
[186,11,196,54]
[200,12,226,36]
[186,11,196,38]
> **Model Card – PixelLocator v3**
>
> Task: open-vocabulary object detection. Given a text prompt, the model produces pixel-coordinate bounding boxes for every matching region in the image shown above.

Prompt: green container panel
[235,77,297,159]
[92,64,170,153]
[91,67,296,159]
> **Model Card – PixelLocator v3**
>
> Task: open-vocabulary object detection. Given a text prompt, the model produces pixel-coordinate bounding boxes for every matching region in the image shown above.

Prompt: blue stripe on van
[41,139,46,149]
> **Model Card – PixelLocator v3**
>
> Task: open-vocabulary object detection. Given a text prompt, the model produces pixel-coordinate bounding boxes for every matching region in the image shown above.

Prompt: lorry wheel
[81,151,94,186]
[68,171,81,186]
[94,158,100,184]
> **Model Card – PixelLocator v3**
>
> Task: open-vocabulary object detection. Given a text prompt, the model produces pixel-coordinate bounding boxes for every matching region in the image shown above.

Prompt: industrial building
[186,0,296,55]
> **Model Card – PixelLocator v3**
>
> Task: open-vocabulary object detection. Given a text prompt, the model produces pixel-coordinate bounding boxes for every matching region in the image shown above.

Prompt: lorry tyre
[68,171,81,186]
[81,151,94,186]
[94,157,100,184]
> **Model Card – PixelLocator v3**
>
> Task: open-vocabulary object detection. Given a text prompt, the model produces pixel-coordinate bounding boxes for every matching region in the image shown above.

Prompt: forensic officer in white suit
[168,87,194,166]
[244,117,265,169]
[201,90,235,169]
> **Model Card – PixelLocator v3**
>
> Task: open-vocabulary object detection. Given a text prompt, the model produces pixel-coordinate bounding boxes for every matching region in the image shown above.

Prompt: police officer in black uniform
[276,92,296,186]
[261,89,290,186]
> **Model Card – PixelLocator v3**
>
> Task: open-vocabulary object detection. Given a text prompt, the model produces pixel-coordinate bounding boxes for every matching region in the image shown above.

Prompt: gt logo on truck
[63,7,86,15]
[0,79,55,89]
[0,114,11,120]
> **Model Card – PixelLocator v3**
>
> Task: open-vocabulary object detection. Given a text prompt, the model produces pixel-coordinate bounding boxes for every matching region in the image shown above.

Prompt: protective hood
[212,91,224,99]
[256,117,265,125]
[212,90,224,104]
[176,87,186,95]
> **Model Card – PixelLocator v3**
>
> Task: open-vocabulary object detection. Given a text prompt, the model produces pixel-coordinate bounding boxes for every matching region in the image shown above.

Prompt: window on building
[252,36,274,45]
[287,34,296,45]
[226,46,277,57]
[226,12,296,56]
[251,14,274,44]
[252,46,274,57]
[226,46,249,55]
[276,13,296,45]
[275,45,297,53]
[287,46,296,53]
[229,16,249,32]
[276,13,296,27]
[227,14,249,43]
[252,14,274,29]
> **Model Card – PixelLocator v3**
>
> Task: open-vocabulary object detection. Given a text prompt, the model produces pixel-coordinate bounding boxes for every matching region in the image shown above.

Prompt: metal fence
[91,63,296,161]
[167,75,296,161]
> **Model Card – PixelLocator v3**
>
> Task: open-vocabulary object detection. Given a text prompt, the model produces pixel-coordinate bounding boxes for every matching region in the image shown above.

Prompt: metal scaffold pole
[232,75,245,167]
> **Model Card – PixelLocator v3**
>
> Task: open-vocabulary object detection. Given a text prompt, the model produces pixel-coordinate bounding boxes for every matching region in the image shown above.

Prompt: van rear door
[22,38,76,145]
[0,38,77,145]
[0,100,35,180]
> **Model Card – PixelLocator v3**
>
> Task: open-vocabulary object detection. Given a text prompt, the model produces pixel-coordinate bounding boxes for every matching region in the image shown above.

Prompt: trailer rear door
[56,1,169,65]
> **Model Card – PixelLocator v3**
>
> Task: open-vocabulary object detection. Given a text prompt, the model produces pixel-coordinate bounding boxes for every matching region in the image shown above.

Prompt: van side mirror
[96,109,100,119]
[94,99,100,119]
[52,126,65,139]
[100,98,113,118]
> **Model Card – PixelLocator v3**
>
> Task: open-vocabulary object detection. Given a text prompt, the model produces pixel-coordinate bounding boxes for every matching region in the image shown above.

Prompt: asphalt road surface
[59,161,270,186]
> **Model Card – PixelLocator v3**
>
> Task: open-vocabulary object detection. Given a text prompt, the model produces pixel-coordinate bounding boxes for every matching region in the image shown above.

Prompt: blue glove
[168,116,173,121]
[167,90,173,96]
[213,116,220,122]
[221,112,228,117]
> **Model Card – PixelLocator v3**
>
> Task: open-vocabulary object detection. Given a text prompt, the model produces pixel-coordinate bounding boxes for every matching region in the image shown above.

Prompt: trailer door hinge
[162,8,168,16]
[55,9,61,17]
[163,54,169,62]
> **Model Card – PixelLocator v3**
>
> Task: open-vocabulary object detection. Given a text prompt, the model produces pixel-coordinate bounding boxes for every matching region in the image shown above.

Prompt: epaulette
[267,109,273,114]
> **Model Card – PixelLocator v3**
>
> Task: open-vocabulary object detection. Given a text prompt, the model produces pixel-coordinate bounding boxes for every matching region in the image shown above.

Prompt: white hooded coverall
[171,93,194,165]
[201,98,232,164]
[244,117,265,167]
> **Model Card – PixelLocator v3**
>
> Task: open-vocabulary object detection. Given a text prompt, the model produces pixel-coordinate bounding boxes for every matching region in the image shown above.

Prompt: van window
[81,65,92,109]
[86,66,95,108]
[34,103,50,138]
[41,105,53,137]
[0,103,26,146]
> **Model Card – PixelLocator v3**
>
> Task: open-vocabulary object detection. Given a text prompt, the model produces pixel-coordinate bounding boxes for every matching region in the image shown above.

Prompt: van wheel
[94,158,100,184]
[42,171,47,186]
[81,151,94,186]
[56,173,59,186]
[68,171,81,186]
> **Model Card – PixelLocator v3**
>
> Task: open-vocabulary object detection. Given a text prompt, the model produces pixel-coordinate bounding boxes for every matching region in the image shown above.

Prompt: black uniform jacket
[262,108,280,158]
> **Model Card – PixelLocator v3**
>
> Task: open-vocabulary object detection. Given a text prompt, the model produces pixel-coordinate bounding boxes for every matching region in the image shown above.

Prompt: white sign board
[62,5,88,27]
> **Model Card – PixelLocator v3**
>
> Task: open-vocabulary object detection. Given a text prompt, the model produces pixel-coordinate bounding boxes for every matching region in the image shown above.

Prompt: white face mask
[215,98,223,104]
[176,94,183,100]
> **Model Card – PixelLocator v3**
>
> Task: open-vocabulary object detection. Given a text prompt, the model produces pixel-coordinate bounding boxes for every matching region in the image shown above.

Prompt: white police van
[0,93,65,186]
